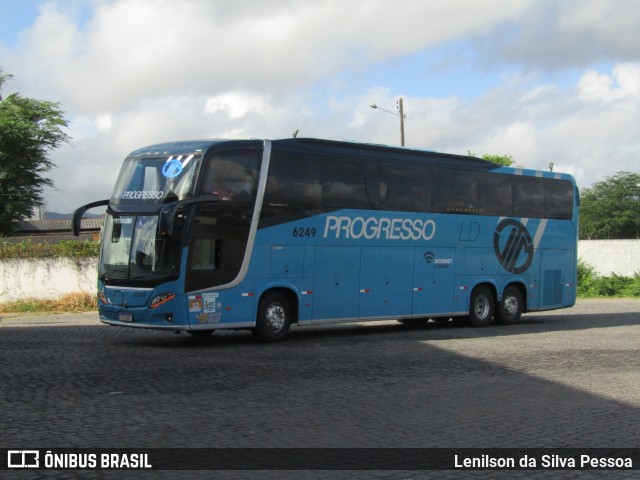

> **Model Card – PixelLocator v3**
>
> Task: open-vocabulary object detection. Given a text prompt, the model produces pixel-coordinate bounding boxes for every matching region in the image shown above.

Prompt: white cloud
[7,0,534,113]
[205,92,268,119]
[494,0,640,69]
[579,63,640,103]
[95,114,112,132]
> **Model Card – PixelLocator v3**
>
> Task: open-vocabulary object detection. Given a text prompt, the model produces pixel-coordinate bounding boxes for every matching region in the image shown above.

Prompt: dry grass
[0,292,97,313]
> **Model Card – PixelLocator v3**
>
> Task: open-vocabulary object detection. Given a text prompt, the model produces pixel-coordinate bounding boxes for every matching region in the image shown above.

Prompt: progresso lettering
[324,215,436,241]
[121,190,164,200]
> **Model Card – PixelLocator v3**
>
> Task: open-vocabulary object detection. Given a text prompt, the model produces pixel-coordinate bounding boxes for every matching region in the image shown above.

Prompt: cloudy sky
[1,0,639,213]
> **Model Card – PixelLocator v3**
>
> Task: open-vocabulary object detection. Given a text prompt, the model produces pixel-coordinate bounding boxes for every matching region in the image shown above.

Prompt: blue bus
[73,138,579,341]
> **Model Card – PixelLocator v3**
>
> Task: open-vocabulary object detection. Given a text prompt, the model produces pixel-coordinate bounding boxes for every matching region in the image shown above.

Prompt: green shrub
[577,259,640,298]
[621,273,640,297]
[0,240,99,259]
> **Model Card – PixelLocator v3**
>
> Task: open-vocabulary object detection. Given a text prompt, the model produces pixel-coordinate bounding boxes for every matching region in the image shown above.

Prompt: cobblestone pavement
[1,299,639,479]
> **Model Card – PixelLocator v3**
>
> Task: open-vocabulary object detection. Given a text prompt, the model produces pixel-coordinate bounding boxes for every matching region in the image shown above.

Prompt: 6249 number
[292,227,317,238]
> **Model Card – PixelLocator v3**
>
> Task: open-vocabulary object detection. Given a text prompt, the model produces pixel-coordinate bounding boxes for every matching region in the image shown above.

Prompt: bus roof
[127,139,264,157]
[272,137,496,170]
[125,137,573,181]
[127,137,494,169]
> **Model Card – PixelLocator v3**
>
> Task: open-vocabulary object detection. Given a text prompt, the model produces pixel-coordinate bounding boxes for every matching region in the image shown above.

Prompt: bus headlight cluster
[150,293,176,309]
[98,290,108,305]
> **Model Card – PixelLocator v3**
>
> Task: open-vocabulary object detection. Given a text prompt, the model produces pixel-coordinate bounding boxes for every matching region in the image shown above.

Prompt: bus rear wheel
[495,285,523,325]
[467,286,494,327]
[253,292,291,342]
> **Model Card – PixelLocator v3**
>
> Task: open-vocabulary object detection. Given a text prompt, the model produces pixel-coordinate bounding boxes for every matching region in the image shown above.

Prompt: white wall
[578,240,640,277]
[0,257,97,302]
[0,240,638,301]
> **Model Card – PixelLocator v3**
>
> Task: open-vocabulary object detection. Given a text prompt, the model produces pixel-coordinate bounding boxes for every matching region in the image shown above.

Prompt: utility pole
[398,98,405,147]
[369,97,406,146]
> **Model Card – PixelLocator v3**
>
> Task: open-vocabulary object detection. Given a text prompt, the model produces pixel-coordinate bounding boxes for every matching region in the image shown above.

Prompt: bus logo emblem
[493,219,534,274]
[162,158,184,178]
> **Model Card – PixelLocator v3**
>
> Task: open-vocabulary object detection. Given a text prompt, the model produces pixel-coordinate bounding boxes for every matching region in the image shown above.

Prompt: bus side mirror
[72,199,109,236]
[159,195,219,237]
[159,206,190,237]
[159,204,177,237]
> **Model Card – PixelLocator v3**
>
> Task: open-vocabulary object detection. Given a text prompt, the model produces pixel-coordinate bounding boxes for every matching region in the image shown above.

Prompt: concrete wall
[578,240,640,277]
[0,240,638,301]
[0,257,98,302]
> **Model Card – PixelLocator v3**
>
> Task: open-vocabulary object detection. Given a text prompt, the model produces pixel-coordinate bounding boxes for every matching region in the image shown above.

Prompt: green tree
[467,151,515,167]
[580,171,640,240]
[480,154,515,167]
[0,69,70,235]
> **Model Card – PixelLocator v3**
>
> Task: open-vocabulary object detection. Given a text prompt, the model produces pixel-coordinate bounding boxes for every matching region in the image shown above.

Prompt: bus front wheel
[467,286,494,327]
[253,292,291,342]
[495,285,523,325]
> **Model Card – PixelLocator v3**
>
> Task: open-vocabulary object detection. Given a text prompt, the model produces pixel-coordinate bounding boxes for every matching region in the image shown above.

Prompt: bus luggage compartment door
[359,247,413,319]
[413,248,455,316]
[312,246,359,321]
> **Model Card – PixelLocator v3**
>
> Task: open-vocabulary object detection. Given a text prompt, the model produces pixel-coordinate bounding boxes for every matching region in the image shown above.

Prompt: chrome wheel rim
[265,303,286,331]
[474,294,491,319]
[504,294,519,317]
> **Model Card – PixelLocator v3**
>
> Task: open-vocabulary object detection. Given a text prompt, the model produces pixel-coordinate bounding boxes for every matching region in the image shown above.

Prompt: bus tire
[495,285,523,325]
[467,286,494,327]
[253,292,291,342]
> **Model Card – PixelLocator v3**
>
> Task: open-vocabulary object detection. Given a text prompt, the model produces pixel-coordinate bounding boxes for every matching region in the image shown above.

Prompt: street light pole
[369,97,406,146]
[398,97,405,147]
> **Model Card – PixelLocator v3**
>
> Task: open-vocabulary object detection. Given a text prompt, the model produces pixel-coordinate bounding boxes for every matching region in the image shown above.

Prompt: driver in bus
[212,181,252,201]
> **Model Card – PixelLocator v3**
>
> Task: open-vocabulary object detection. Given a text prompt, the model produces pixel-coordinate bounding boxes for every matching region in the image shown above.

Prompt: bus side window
[431,167,479,214]
[186,205,250,291]
[544,178,573,219]
[379,163,431,213]
[322,158,372,209]
[513,176,544,218]
[263,153,322,217]
[201,151,260,201]
[477,171,512,216]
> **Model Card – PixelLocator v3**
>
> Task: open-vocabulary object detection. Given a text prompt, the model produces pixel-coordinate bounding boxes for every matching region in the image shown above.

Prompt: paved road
[1,299,640,479]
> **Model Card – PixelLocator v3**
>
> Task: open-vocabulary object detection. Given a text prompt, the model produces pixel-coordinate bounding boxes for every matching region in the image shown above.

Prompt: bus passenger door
[312,246,360,321]
[413,248,455,316]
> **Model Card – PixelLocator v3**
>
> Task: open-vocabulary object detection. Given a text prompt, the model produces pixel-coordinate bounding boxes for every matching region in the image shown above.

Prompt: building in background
[6,217,103,243]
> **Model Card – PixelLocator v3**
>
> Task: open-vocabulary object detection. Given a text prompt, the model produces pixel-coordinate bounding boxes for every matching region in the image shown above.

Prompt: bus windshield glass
[111,153,203,205]
[99,215,181,283]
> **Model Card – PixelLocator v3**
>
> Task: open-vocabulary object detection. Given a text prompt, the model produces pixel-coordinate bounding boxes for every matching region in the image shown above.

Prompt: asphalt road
[1,299,639,479]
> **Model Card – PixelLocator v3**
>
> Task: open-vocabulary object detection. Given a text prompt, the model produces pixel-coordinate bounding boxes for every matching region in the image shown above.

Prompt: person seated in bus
[208,180,253,201]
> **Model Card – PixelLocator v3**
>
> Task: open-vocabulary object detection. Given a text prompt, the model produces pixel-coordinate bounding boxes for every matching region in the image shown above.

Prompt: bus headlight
[150,293,176,309]
[98,290,108,305]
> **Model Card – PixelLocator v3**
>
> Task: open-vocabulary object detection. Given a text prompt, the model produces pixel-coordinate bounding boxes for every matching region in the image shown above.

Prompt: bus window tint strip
[263,152,573,221]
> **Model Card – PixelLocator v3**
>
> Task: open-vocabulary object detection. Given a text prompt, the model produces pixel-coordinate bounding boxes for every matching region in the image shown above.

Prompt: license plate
[119,312,133,322]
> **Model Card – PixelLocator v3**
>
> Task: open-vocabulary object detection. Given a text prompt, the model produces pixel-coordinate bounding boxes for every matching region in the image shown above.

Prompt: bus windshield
[99,214,181,284]
[111,153,202,205]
